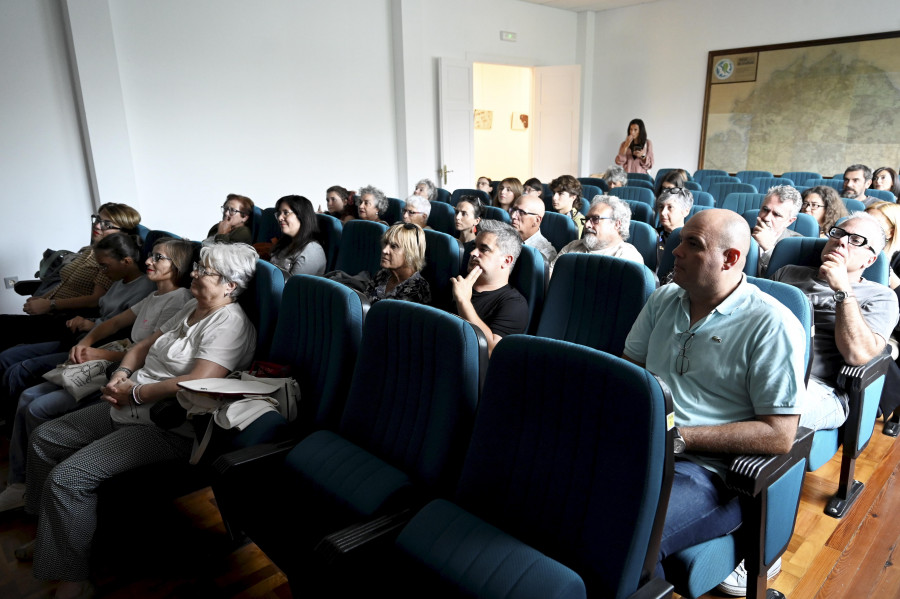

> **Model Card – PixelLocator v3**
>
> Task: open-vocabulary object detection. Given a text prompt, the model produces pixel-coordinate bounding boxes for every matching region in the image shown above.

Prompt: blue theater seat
[540,211,579,252]
[509,244,548,334]
[315,213,342,272]
[334,220,388,276]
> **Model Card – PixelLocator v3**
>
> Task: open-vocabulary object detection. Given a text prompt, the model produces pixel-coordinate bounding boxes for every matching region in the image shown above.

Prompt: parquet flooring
[1,420,898,598]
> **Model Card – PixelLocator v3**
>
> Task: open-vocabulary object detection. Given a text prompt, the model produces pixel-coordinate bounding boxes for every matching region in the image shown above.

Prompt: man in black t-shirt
[451,220,528,356]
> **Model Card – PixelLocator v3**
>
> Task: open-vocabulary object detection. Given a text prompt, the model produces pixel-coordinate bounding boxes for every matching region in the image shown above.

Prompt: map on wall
[701,32,900,175]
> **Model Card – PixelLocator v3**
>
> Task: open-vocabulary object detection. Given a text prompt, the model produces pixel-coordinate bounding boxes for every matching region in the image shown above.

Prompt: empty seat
[709,182,757,206]
[626,179,655,191]
[421,229,463,312]
[577,177,609,192]
[735,170,773,184]
[782,171,821,186]
[752,177,795,192]
[624,199,654,225]
[701,174,740,192]
[629,220,659,271]
[509,244,548,334]
[807,178,844,193]
[238,260,286,360]
[842,198,866,212]
[434,188,451,203]
[255,207,282,244]
[627,171,654,184]
[684,180,702,192]
[537,253,655,354]
[867,189,896,203]
[393,335,673,599]
[721,192,766,214]
[425,200,456,236]
[690,190,716,207]
[384,197,404,225]
[692,169,727,186]
[334,220,388,276]
[609,186,654,206]
[315,213,343,272]
[540,211,579,252]
[481,205,511,224]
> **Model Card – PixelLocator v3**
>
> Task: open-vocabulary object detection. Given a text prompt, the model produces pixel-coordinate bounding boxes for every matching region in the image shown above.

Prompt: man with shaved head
[510,194,557,263]
[624,209,806,593]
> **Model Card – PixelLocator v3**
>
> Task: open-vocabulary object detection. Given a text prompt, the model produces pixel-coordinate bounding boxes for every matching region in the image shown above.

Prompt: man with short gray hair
[754,185,803,275]
[772,212,898,431]
[552,195,643,273]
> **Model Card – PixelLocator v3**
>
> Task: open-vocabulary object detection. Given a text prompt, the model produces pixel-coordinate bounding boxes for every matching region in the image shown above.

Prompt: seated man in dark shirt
[451,220,528,356]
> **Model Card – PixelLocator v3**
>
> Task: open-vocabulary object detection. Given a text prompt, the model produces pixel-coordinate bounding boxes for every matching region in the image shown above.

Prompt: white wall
[0,0,95,314]
[589,0,900,177]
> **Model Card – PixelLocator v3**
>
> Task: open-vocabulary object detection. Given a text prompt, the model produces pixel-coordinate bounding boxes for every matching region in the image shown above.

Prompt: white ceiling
[515,0,660,12]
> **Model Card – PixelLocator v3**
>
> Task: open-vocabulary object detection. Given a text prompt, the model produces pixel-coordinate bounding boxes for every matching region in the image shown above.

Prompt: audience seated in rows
[754,185,802,275]
[356,184,389,225]
[207,194,254,244]
[655,187,693,279]
[523,177,543,198]
[319,185,357,223]
[451,220,527,356]
[552,194,643,273]
[493,177,523,212]
[842,164,879,207]
[401,194,432,230]
[602,164,628,189]
[412,178,437,202]
[0,236,195,514]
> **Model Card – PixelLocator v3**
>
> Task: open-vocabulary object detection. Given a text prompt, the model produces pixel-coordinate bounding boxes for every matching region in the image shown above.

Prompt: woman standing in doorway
[615,118,654,174]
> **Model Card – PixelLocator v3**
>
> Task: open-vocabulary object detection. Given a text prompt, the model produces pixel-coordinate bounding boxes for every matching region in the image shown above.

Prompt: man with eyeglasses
[509,195,557,263]
[754,185,803,275]
[623,208,806,592]
[551,195,643,274]
[772,213,899,431]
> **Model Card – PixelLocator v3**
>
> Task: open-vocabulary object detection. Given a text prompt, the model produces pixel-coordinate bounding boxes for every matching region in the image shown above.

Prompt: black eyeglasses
[91,215,121,231]
[510,207,539,219]
[828,226,875,254]
[676,331,694,376]
[149,253,172,263]
[661,187,689,196]
[401,222,421,246]
[801,201,824,210]
[585,215,615,225]
[222,204,248,217]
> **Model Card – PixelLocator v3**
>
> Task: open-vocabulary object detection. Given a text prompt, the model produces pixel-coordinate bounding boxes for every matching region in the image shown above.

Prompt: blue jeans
[656,459,742,577]
[1,342,66,412]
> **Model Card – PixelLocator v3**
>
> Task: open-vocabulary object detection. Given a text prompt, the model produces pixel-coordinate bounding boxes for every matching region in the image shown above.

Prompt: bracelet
[114,367,134,377]
[132,384,143,406]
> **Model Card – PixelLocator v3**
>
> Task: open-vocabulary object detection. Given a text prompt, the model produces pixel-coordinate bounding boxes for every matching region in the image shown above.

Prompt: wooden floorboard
[1,421,899,598]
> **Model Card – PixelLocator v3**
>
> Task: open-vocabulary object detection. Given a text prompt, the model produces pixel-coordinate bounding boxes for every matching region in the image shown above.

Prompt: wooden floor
[1,421,898,599]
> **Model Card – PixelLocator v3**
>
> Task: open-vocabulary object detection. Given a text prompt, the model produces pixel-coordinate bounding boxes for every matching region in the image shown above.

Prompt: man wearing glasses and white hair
[772,212,898,431]
[551,195,643,274]
[623,208,806,594]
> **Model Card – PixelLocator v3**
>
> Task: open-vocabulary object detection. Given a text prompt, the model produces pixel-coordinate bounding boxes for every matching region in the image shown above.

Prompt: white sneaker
[0,483,26,512]
[716,557,782,596]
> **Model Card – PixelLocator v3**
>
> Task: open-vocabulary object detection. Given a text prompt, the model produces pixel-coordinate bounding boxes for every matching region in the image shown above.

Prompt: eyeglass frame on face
[801,201,824,210]
[403,208,426,217]
[91,215,121,231]
[221,204,248,217]
[148,252,172,263]
[675,331,694,376]
[827,226,876,254]
[192,262,222,279]
[585,215,616,226]
[275,209,295,220]
[509,207,539,219]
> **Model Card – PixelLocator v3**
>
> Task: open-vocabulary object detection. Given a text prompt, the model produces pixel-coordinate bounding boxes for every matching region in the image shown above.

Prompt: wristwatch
[833,290,854,303]
[673,427,686,454]
[49,299,57,311]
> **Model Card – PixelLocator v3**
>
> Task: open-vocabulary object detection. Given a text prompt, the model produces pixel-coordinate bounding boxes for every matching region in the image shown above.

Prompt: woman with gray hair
[16,242,259,597]
[402,194,432,230]
[603,165,628,189]
[413,178,437,202]
[357,184,389,225]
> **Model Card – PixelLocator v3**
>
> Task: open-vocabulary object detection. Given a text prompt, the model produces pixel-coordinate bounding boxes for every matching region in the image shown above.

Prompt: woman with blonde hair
[364,223,430,305]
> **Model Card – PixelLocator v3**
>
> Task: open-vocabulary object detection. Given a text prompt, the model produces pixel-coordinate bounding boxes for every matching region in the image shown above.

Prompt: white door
[532,65,581,180]
[438,58,474,191]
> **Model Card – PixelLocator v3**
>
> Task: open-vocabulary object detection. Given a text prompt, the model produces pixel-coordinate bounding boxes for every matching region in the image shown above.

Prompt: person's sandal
[14,539,35,561]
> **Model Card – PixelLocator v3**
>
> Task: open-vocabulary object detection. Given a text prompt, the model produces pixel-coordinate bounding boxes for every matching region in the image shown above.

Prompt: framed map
[700,31,900,175]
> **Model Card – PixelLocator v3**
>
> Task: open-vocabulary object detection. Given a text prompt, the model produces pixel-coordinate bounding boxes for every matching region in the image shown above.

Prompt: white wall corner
[576,11,595,177]
[61,0,138,210]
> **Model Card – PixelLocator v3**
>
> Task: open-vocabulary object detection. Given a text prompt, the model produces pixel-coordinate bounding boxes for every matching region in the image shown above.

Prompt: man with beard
[551,195,643,274]
[451,219,528,356]
[842,164,878,207]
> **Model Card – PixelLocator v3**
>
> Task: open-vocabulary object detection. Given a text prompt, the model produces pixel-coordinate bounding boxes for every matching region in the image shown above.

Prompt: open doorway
[473,63,534,184]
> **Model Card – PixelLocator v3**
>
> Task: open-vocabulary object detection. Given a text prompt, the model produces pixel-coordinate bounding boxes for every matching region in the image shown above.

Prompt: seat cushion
[663,535,738,599]
[285,429,414,517]
[396,499,586,599]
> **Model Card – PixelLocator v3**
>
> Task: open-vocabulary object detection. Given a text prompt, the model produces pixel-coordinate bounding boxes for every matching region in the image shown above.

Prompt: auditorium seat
[421,229,463,312]
[392,335,674,599]
[709,182,756,206]
[509,244,548,334]
[315,213,342,272]
[626,179,655,191]
[226,300,487,595]
[609,185,654,206]
[481,204,511,224]
[537,253,655,355]
[580,183,602,204]
[735,170,773,184]
[767,237,892,518]
[842,198,866,212]
[255,207,282,244]
[425,200,456,236]
[450,188,491,206]
[721,192,766,214]
[701,174,740,192]
[690,190,715,207]
[692,169,726,187]
[627,171,654,184]
[629,220,659,271]
[867,189,896,203]
[751,177,794,192]
[238,259,286,360]
[334,220,388,276]
[577,176,609,192]
[624,198,655,225]
[807,178,844,193]
[782,171,821,186]
[384,197,404,225]
[684,180,702,192]
[540,211,579,252]
[434,187,451,203]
